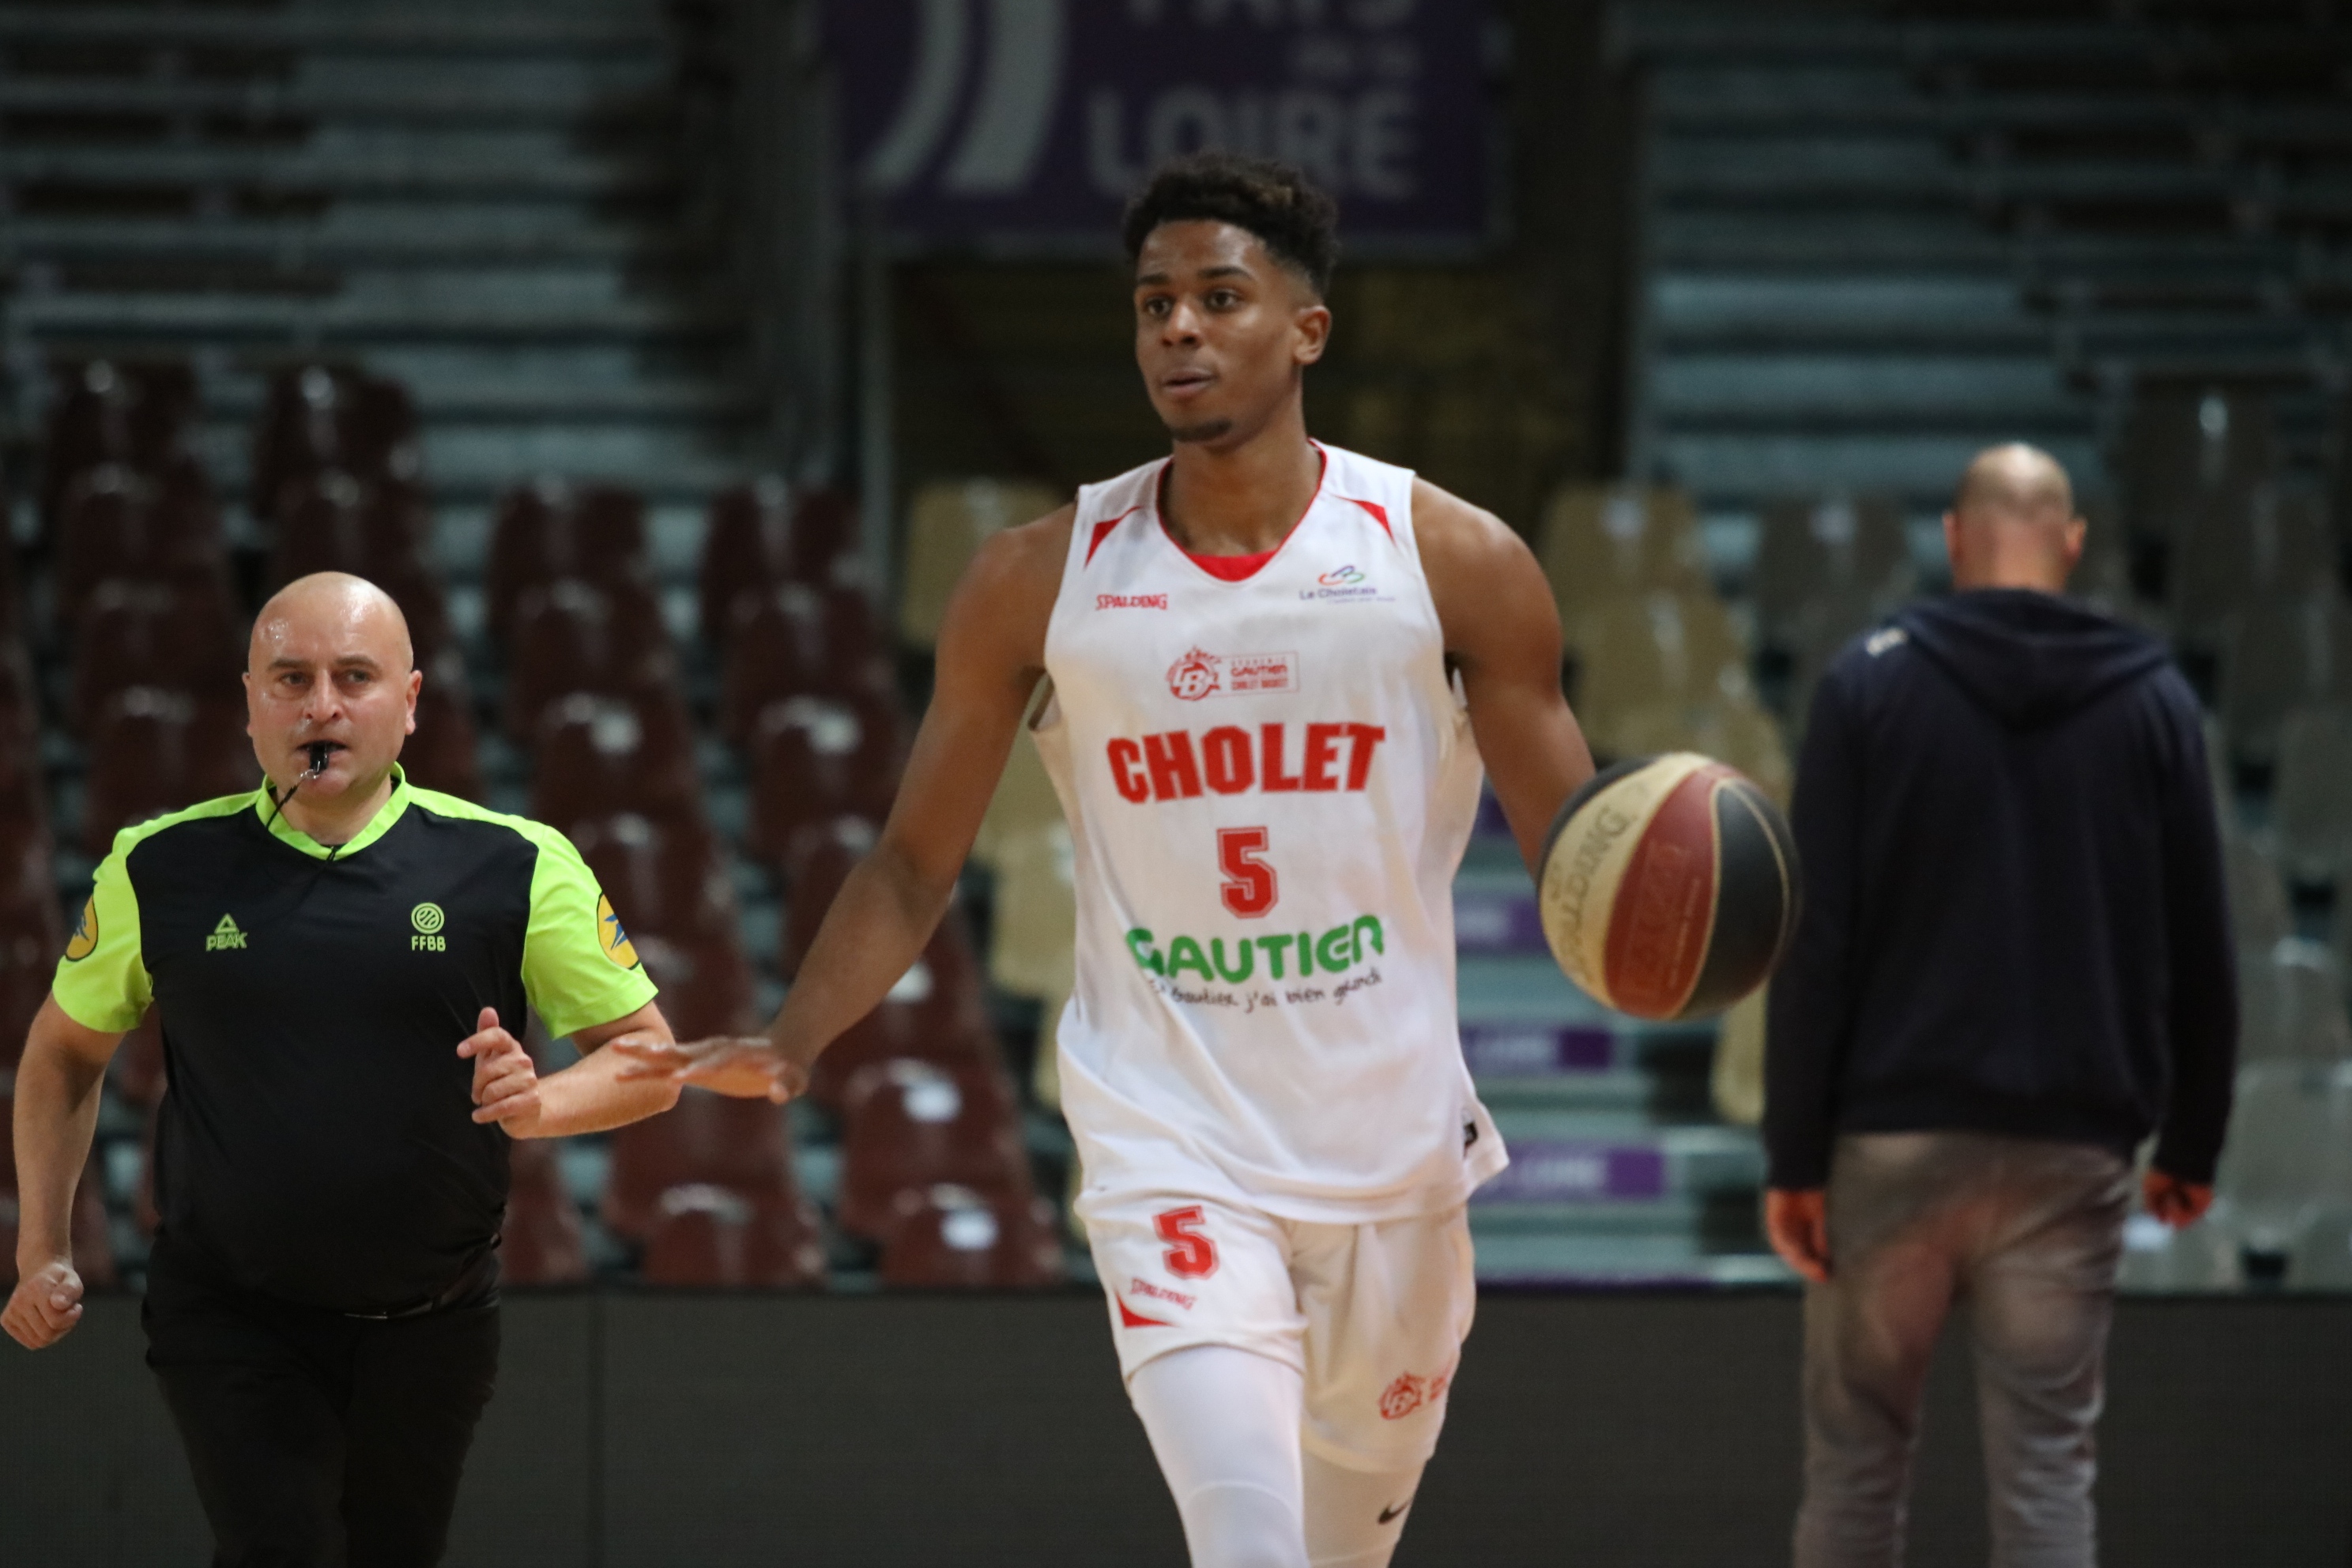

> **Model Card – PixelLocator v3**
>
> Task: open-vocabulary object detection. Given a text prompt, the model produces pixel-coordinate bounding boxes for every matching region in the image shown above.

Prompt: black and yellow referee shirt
[52,768,657,1314]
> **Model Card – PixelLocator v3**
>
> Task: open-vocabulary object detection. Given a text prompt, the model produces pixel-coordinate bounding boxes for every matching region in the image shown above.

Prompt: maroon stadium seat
[743,692,901,864]
[0,831,64,952]
[403,650,484,801]
[251,364,422,521]
[81,688,254,855]
[486,480,649,642]
[804,976,1001,1114]
[570,813,736,944]
[527,692,703,831]
[70,579,244,729]
[629,933,756,1043]
[639,1184,827,1289]
[835,1059,1029,1242]
[876,1185,1064,1290]
[500,1136,590,1287]
[718,582,891,746]
[0,929,55,1073]
[268,473,447,654]
[698,481,860,644]
[53,465,226,630]
[41,360,198,530]
[502,577,678,738]
[0,1096,119,1290]
[601,1089,805,1243]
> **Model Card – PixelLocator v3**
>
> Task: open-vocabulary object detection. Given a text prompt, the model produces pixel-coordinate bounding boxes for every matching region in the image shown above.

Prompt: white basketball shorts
[1087,1190,1477,1472]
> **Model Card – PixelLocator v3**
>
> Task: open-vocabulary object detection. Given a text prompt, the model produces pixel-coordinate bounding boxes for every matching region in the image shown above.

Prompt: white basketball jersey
[1035,443,1507,1223]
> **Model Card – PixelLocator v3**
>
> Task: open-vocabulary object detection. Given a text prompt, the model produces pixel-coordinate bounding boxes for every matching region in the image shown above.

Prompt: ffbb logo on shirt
[411,903,447,952]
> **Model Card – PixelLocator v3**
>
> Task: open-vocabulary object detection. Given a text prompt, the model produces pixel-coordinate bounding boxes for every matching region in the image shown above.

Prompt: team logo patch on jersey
[64,897,98,962]
[1378,1368,1452,1421]
[411,902,447,952]
[1164,649,1298,702]
[1302,564,1386,604]
[597,895,641,970]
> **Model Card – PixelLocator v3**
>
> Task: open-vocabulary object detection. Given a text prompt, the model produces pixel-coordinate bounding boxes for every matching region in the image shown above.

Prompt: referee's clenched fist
[7,573,684,1567]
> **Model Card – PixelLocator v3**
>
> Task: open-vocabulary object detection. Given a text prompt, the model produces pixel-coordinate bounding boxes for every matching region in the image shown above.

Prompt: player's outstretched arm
[618,506,1075,1099]
[1413,479,1595,876]
[4,997,122,1350]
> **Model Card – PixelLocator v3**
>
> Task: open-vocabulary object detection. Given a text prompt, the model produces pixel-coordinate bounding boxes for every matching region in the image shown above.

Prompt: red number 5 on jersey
[1155,1205,1219,1279]
[1217,827,1279,918]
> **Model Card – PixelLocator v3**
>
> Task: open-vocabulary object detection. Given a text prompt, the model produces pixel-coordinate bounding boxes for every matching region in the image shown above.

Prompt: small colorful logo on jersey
[597,895,641,970]
[64,897,98,962]
[206,914,247,952]
[411,902,447,952]
[1378,1368,1452,1422]
[1303,564,1384,603]
[1167,647,1221,701]
[1096,593,1168,611]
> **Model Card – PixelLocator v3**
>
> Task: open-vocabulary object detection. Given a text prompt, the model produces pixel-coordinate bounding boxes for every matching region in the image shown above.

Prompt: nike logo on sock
[1378,1500,1412,1525]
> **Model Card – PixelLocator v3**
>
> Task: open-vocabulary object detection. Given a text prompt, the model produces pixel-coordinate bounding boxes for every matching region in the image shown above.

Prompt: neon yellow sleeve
[51,840,151,1035]
[520,826,659,1039]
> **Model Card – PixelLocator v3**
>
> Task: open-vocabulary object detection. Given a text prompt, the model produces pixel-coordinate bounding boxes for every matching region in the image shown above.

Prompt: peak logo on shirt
[206,914,248,952]
[65,897,99,962]
[1165,649,1298,702]
[597,895,641,971]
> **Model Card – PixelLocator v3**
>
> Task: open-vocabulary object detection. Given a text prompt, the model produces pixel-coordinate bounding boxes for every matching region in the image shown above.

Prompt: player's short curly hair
[1121,152,1340,296]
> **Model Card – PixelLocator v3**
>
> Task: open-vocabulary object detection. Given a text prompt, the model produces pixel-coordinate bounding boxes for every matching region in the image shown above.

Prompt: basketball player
[623,153,1593,1567]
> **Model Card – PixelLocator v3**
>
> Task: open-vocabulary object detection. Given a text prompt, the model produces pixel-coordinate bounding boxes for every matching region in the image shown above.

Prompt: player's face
[1133,221,1330,448]
[244,594,420,801]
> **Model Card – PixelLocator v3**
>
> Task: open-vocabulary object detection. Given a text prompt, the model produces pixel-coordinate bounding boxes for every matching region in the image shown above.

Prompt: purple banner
[1453,885,1546,955]
[1460,1023,1615,1077]
[824,0,1494,251]
[1474,1141,1669,1205]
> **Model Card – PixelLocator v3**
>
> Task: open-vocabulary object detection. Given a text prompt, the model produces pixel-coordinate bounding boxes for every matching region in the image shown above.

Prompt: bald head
[1943,444,2086,594]
[251,571,413,675]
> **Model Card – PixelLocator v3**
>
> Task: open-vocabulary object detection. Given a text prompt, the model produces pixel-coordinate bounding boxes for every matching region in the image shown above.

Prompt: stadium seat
[2174,488,2335,649]
[719,582,893,746]
[1752,493,1913,650]
[502,577,679,738]
[52,464,225,629]
[251,364,421,522]
[1604,688,1795,805]
[2213,1061,2352,1260]
[2122,383,2278,549]
[0,1095,119,1291]
[2218,594,2352,763]
[403,650,484,801]
[499,1135,590,1287]
[486,480,649,642]
[743,693,901,864]
[2238,939,2352,1063]
[41,359,198,530]
[803,959,1003,1114]
[2275,704,2352,884]
[570,813,737,944]
[699,481,860,643]
[987,823,1075,1003]
[81,688,255,855]
[876,1185,1065,1289]
[970,719,1063,871]
[527,692,704,831]
[1537,483,1710,632]
[70,579,245,728]
[836,1059,1031,1242]
[639,1183,827,1289]
[2226,833,2294,951]
[898,479,1063,647]
[1570,591,1751,758]
[268,474,447,652]
[601,1088,805,1243]
[629,933,757,1042]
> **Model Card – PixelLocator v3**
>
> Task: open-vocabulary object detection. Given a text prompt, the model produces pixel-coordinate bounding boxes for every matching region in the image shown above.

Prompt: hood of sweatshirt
[1893,589,2170,729]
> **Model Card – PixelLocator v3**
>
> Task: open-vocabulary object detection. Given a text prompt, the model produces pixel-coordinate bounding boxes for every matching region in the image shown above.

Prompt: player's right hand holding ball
[2,1257,85,1350]
[613,1034,809,1103]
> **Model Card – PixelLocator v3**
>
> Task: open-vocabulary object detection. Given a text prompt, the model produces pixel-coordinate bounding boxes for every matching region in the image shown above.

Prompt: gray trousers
[1794,1132,2134,1568]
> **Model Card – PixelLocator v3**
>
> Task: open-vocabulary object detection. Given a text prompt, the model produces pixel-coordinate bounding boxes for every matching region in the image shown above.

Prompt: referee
[4,572,682,1566]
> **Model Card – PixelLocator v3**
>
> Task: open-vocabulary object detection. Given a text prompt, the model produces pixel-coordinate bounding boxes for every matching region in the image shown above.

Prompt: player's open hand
[2,1257,85,1350]
[459,1006,542,1133]
[612,1035,808,1103]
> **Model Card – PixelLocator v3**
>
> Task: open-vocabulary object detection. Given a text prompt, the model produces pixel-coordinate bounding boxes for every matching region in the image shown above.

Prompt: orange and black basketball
[1536,753,1801,1022]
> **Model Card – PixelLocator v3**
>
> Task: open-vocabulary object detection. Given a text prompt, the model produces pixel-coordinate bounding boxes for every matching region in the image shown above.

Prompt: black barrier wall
[2,1293,2346,1566]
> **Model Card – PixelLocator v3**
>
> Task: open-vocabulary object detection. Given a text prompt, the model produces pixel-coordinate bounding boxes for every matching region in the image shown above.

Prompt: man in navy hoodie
[1764,443,2237,1567]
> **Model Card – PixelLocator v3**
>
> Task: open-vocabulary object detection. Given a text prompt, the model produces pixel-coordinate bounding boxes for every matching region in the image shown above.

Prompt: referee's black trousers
[142,1242,500,1568]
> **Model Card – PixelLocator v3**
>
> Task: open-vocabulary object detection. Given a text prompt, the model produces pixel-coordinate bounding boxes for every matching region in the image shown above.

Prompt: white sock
[1129,1346,1310,1568]
[1303,1449,1425,1568]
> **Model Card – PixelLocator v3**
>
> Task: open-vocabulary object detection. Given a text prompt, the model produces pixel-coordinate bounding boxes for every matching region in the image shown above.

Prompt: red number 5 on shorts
[1155,1205,1219,1279]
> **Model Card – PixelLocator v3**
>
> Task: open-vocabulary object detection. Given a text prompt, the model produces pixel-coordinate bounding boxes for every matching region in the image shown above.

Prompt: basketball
[1536,753,1800,1023]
